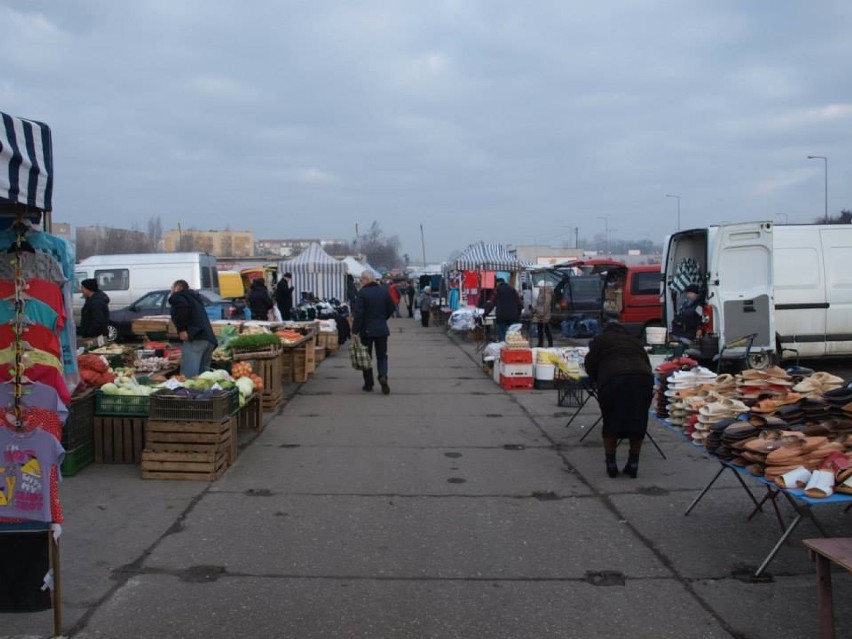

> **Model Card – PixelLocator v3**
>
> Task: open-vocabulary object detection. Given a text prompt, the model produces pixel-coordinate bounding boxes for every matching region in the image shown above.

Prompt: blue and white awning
[279,243,348,302]
[453,242,528,271]
[1,112,53,211]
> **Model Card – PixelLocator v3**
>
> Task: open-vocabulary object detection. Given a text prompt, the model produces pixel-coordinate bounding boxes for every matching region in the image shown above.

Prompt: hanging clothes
[670,257,702,294]
[0,381,68,423]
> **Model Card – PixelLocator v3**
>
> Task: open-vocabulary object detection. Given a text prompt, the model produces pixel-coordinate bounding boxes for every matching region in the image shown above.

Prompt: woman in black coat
[247,278,274,321]
[584,321,654,478]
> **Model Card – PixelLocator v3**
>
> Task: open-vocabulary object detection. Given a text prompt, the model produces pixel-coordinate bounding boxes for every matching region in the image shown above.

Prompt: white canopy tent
[340,256,380,279]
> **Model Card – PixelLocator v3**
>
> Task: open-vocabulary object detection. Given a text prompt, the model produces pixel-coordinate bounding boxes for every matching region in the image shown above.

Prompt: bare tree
[147,215,163,243]
[358,221,403,269]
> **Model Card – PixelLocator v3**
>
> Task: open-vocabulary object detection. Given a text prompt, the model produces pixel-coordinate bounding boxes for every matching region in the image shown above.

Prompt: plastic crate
[149,389,239,422]
[498,362,534,378]
[499,347,533,364]
[499,374,533,390]
[63,390,96,449]
[61,441,94,477]
[95,391,151,416]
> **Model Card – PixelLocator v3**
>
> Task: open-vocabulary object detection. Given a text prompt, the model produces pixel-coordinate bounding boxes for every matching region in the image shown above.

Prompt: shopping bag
[349,336,372,371]
[414,309,421,322]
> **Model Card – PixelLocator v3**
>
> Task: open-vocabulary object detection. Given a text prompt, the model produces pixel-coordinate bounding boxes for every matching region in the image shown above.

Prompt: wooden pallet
[141,449,229,481]
[236,395,262,432]
[93,416,146,463]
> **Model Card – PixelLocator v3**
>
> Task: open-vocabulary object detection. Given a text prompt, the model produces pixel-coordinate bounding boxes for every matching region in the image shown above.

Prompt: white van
[663,222,852,366]
[73,252,219,323]
[662,221,775,368]
[774,224,852,359]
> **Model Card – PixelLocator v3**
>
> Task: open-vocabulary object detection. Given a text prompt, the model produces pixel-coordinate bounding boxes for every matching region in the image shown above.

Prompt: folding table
[558,373,666,458]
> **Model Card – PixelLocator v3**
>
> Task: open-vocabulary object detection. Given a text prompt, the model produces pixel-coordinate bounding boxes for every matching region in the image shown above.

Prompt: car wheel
[106,323,119,343]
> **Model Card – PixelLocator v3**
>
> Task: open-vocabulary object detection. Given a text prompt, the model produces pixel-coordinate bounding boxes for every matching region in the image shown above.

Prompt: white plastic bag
[414,309,422,322]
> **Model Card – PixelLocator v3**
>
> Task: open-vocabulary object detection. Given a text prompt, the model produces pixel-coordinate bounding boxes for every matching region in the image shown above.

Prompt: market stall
[279,242,347,304]
[0,112,66,635]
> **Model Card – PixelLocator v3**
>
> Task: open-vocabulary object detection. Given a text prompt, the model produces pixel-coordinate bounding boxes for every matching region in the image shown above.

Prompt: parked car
[107,289,244,341]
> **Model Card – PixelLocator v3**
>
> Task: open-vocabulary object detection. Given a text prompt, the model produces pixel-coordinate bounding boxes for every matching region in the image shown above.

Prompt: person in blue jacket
[169,279,218,378]
[352,271,395,394]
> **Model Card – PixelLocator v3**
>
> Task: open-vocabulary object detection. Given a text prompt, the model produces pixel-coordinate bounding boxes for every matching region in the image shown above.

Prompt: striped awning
[1,112,53,211]
[453,242,528,271]
[279,243,348,302]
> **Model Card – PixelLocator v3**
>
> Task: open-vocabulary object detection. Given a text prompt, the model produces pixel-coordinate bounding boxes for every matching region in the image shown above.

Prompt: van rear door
[820,227,852,356]
[709,222,774,355]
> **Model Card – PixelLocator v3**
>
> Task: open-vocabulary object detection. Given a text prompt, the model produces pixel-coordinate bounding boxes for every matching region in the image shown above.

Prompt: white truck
[73,252,220,323]
[662,222,852,367]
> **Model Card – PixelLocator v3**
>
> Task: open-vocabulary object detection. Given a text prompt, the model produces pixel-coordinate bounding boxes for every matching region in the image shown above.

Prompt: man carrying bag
[351,271,395,394]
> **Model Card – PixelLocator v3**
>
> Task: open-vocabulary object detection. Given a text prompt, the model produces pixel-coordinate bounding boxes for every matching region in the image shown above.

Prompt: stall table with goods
[653,360,852,576]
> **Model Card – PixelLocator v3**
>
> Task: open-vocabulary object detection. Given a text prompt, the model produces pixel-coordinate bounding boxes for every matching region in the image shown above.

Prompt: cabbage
[235,377,254,398]
[198,371,218,382]
[101,383,119,394]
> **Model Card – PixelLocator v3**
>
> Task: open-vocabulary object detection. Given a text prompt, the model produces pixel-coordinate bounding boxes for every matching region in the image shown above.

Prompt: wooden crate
[248,352,283,405]
[261,391,283,413]
[281,345,308,383]
[325,332,339,352]
[236,394,262,432]
[93,416,146,464]
[305,335,317,375]
[315,345,326,363]
[141,449,229,481]
[316,333,329,350]
[146,418,234,464]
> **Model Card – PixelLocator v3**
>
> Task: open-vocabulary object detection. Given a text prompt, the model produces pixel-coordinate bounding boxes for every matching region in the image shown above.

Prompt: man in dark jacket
[168,279,218,378]
[247,278,274,321]
[671,284,703,340]
[352,271,395,394]
[484,278,522,342]
[80,278,111,339]
[274,272,294,320]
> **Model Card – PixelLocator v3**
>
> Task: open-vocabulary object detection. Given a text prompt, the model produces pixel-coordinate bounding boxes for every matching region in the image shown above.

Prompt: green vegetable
[227,333,282,351]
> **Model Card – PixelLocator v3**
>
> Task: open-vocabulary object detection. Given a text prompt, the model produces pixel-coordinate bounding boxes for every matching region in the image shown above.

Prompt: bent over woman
[584,321,654,478]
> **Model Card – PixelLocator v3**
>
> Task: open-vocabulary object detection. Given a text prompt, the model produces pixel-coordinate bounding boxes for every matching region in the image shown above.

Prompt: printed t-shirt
[0,324,61,360]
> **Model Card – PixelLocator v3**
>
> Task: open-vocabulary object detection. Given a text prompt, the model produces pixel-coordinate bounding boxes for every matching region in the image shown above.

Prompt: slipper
[763,365,790,379]
[812,372,845,385]
[804,469,834,498]
[774,466,812,489]
[786,365,815,377]
[836,475,852,495]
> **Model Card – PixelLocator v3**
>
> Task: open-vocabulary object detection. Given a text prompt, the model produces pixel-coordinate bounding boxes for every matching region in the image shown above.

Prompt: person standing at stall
[169,279,218,378]
[405,280,416,318]
[275,272,294,320]
[247,277,275,321]
[352,271,395,394]
[583,321,654,478]
[419,286,432,327]
[79,278,111,340]
[532,280,553,348]
[484,278,522,342]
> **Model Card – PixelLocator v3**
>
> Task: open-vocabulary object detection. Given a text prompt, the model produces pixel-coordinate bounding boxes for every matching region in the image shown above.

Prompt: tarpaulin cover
[453,242,528,272]
[279,243,347,302]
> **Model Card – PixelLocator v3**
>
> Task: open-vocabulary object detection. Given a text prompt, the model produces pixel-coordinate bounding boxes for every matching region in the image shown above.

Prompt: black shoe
[605,459,618,478]
[379,376,390,395]
[362,385,373,392]
[622,460,639,478]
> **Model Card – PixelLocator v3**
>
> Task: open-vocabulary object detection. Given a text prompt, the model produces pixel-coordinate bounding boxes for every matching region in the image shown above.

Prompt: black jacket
[168,289,217,346]
[275,279,294,314]
[352,282,394,338]
[80,290,110,338]
[247,282,274,320]
[671,299,702,339]
[484,283,522,323]
[584,323,652,390]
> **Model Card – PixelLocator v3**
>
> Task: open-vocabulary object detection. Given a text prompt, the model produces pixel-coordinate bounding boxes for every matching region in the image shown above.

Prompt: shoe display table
[655,415,852,577]
[803,537,852,639]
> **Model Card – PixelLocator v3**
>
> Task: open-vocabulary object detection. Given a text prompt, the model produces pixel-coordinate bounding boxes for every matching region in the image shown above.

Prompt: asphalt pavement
[2,318,851,638]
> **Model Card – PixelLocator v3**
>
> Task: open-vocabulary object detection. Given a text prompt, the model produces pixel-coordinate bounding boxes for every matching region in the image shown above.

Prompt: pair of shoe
[362,384,373,392]
[607,455,639,478]
[378,376,390,395]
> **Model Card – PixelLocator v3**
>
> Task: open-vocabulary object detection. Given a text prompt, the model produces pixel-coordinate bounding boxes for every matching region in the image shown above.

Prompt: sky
[2,0,851,262]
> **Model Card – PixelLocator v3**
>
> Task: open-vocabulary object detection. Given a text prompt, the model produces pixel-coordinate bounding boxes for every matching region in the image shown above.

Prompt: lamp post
[665,194,681,230]
[807,155,828,224]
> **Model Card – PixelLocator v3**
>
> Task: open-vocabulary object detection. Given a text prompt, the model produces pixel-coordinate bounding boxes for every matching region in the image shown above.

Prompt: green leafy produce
[227,333,282,351]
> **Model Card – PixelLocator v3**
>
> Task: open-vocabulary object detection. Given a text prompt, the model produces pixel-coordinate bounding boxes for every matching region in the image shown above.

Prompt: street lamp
[807,155,828,224]
[665,194,681,230]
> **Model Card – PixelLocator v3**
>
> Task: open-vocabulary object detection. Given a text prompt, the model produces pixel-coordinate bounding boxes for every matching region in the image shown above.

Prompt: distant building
[514,245,584,265]
[255,238,350,258]
[163,229,254,257]
[52,222,73,243]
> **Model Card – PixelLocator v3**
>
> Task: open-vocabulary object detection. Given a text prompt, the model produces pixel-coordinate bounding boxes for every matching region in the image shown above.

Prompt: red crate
[499,347,532,364]
[498,362,534,378]
[499,374,533,390]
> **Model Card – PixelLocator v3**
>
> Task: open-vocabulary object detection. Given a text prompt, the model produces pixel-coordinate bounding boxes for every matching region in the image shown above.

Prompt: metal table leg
[754,512,804,577]
[685,464,727,516]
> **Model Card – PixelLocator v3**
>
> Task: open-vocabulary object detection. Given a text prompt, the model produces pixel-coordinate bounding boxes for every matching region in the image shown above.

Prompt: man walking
[484,277,522,342]
[169,279,218,378]
[352,271,395,394]
[275,272,294,320]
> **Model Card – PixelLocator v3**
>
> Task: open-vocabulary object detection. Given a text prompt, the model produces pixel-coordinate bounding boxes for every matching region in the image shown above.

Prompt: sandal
[774,466,812,489]
[804,469,834,498]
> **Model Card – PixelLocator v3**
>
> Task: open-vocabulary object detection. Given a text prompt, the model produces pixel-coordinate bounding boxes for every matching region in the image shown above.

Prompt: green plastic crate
[61,441,94,477]
[149,388,239,422]
[95,391,151,416]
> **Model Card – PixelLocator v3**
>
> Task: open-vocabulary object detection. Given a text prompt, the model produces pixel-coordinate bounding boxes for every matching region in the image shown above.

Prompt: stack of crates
[498,347,534,390]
